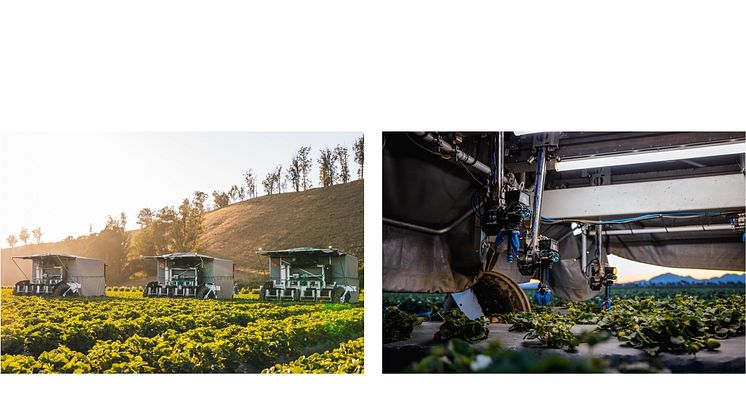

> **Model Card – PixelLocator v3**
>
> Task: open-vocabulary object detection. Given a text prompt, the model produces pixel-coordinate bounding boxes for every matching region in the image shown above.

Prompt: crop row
[263,337,364,374]
[502,295,744,355]
[1,293,318,327]
[597,295,744,355]
[1,308,364,373]
[2,295,357,357]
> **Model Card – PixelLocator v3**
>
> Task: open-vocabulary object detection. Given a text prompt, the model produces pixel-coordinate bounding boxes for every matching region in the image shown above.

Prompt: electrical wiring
[459,137,481,166]
[471,191,483,219]
[490,137,500,185]
[540,211,738,225]
[407,133,489,188]
[406,133,449,157]
[457,156,488,189]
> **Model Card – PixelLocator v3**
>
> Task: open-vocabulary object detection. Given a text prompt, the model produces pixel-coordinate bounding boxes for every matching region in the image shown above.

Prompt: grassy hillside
[1,180,364,287]
[199,180,364,285]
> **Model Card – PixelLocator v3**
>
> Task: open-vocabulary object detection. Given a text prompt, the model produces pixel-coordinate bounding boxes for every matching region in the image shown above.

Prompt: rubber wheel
[197,285,216,299]
[53,282,69,296]
[13,280,30,295]
[258,285,266,301]
[144,281,159,297]
[53,283,79,297]
[332,287,345,303]
[471,271,532,315]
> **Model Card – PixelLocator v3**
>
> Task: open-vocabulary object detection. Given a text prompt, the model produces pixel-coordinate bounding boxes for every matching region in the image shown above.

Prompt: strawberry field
[0,289,364,373]
[384,288,745,372]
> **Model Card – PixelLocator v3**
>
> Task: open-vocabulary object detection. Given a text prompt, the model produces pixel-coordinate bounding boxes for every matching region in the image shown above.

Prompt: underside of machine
[383,132,745,316]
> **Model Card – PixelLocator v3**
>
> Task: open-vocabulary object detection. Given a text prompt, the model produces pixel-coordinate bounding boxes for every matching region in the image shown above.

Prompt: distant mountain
[625,273,745,286]
[648,273,697,285]
[513,273,745,289]
[708,273,746,284]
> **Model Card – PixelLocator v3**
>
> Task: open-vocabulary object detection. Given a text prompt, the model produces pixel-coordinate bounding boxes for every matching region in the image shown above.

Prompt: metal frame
[382,209,473,235]
[11,254,100,296]
[382,131,745,303]
[265,254,331,301]
[143,253,231,299]
[590,224,733,236]
[259,248,358,303]
[505,132,745,164]
[542,174,745,219]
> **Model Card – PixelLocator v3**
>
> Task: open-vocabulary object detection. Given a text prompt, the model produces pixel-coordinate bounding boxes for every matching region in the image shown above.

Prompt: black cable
[405,133,448,158]
[460,137,481,166]
[407,132,488,188]
[457,157,488,189]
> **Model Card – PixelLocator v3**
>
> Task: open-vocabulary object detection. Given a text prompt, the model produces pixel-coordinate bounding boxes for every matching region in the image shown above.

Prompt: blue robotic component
[539,248,560,263]
[534,267,553,306]
[599,271,615,310]
[585,224,618,311]
[483,190,531,264]
[600,298,612,310]
[600,269,616,311]
[521,145,557,307]
[535,286,552,306]
[507,230,520,263]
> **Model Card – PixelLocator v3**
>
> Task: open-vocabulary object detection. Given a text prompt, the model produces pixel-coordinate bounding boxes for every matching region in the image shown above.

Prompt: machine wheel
[53,282,68,296]
[53,283,79,297]
[13,280,30,295]
[197,285,216,299]
[471,271,532,315]
[258,285,266,301]
[144,281,159,297]
[332,287,345,303]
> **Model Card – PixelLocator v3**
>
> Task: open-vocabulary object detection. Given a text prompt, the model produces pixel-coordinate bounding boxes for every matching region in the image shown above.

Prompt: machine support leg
[530,146,547,255]
[581,226,587,276]
[529,146,555,306]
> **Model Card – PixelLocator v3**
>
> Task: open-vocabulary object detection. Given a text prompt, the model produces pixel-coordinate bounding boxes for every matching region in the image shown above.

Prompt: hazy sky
[1,132,362,242]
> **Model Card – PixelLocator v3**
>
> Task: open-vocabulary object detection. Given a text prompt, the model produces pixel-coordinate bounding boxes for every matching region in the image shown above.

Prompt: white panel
[450,289,485,320]
[542,174,745,219]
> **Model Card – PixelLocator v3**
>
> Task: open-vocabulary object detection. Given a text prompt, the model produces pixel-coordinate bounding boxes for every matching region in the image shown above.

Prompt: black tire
[144,281,159,297]
[332,287,346,303]
[13,280,30,295]
[53,282,68,296]
[53,282,79,297]
[197,285,216,299]
[258,285,266,301]
[471,271,532,315]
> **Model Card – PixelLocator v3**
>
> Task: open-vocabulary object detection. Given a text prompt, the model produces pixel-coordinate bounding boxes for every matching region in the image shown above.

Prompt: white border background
[1,1,744,418]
